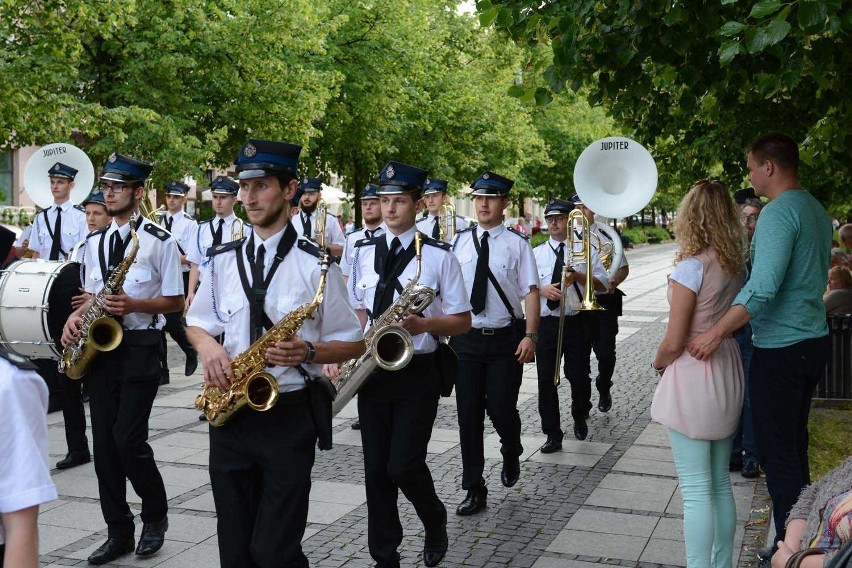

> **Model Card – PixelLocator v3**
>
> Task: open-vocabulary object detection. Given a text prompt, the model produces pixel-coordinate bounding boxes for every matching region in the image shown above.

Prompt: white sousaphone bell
[573,136,658,280]
[23,142,95,208]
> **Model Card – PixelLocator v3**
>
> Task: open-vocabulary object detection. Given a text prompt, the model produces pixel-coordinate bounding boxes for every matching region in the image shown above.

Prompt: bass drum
[0,259,80,360]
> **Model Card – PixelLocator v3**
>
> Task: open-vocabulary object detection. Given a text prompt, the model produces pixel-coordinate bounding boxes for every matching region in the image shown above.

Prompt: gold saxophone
[331,232,435,415]
[59,222,140,379]
[196,251,332,426]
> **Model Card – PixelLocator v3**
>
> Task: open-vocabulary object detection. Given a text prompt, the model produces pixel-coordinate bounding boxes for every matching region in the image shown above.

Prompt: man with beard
[60,153,183,564]
[186,176,245,306]
[186,139,364,567]
[292,177,345,257]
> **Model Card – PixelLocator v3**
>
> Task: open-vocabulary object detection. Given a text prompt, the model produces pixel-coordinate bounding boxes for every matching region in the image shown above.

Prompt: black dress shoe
[159,374,170,385]
[501,456,521,487]
[597,392,612,412]
[540,436,562,454]
[199,413,208,421]
[351,419,361,430]
[423,509,448,567]
[56,450,91,470]
[88,536,134,564]
[185,351,199,376]
[573,418,588,441]
[742,460,760,478]
[455,486,487,516]
[136,516,168,556]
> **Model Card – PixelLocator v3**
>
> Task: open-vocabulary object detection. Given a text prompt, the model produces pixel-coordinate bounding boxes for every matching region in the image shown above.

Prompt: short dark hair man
[688,132,833,557]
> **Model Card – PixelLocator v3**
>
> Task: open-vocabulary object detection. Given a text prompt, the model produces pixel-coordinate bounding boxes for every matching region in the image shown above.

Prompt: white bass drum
[0,259,80,360]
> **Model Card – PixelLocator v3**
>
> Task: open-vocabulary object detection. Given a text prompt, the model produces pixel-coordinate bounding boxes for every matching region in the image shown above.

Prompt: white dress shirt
[161,210,197,272]
[451,225,539,329]
[292,209,346,248]
[187,213,248,266]
[533,236,608,317]
[416,212,470,241]
[186,225,364,392]
[340,223,386,278]
[83,219,183,331]
[349,226,470,354]
[30,200,88,260]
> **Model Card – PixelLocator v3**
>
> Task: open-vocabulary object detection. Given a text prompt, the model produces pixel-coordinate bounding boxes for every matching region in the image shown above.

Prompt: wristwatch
[303,341,317,364]
[524,332,538,343]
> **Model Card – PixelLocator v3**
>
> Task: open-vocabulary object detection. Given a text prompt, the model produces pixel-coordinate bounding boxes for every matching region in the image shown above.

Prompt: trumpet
[437,202,456,243]
[232,218,245,240]
[313,199,328,247]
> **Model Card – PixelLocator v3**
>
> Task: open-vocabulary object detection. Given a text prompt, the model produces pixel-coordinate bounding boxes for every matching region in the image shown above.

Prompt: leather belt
[472,325,514,336]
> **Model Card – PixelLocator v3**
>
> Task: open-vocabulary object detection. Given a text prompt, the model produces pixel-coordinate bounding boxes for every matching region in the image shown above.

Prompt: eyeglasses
[99,182,130,194]
[546,215,567,223]
[740,214,759,223]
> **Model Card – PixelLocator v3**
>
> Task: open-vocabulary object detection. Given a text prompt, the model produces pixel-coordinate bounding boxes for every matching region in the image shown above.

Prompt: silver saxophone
[331,232,435,415]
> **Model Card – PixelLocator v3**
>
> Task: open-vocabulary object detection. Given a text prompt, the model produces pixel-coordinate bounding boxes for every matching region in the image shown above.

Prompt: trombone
[553,209,611,387]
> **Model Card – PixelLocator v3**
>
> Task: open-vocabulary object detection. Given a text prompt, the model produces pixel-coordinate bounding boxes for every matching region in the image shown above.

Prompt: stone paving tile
[180,491,216,513]
[67,539,193,565]
[154,431,210,450]
[598,472,678,494]
[565,508,658,537]
[532,560,612,568]
[156,543,220,568]
[38,524,93,555]
[640,537,687,566]
[311,481,366,506]
[584,486,673,513]
[546,529,647,560]
[149,408,207,430]
[39,501,106,530]
[529,450,603,468]
[622,444,673,462]
[175,449,210,466]
[612,456,678,477]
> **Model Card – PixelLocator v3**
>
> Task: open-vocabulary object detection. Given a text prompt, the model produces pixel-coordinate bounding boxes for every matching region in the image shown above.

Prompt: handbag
[827,541,852,568]
[785,548,827,568]
[302,371,336,451]
[434,340,458,397]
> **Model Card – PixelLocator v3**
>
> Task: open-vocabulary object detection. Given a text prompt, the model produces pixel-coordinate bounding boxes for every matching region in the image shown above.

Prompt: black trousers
[449,328,523,490]
[536,316,594,439]
[592,308,619,394]
[357,353,445,567]
[750,335,830,545]
[210,390,315,568]
[160,272,194,376]
[35,359,88,454]
[84,332,167,539]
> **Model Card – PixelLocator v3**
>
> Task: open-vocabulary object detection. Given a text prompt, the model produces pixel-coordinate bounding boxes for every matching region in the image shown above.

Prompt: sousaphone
[23,142,95,208]
[573,136,658,279]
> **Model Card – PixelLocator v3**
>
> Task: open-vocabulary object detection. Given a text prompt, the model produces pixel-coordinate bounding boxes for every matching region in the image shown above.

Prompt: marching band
[0,138,651,567]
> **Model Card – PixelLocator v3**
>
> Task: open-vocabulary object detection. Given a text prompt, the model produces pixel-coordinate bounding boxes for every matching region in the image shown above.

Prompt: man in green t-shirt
[688,132,832,558]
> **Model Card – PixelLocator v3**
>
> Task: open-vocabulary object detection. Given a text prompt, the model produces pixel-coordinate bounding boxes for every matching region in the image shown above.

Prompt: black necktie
[547,243,565,311]
[212,218,224,246]
[165,215,173,232]
[252,244,266,287]
[375,237,402,317]
[108,231,126,271]
[383,237,400,275]
[302,213,311,239]
[431,217,439,240]
[470,231,489,315]
[364,229,373,239]
[49,207,62,260]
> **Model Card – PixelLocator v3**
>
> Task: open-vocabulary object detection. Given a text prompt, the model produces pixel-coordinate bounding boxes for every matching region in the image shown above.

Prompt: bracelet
[303,341,316,364]
[524,332,538,343]
[651,361,665,376]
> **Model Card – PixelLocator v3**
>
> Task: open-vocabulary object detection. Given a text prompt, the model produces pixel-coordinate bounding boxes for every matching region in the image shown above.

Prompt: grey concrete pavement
[38,242,771,567]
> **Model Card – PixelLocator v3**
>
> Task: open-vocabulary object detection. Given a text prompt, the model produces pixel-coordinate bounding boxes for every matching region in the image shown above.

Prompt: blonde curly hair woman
[651,179,747,568]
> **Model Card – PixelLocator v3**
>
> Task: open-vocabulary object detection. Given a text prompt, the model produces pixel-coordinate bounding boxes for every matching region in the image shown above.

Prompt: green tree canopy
[480,0,852,216]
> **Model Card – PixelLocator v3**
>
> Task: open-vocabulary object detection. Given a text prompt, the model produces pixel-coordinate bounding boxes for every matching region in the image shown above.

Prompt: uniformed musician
[186,176,245,306]
[533,199,608,448]
[27,162,88,260]
[573,195,630,413]
[292,177,345,257]
[341,183,385,282]
[416,178,468,241]
[60,153,183,564]
[449,171,539,516]
[29,164,89,415]
[185,139,365,568]
[54,190,111,473]
[348,161,470,568]
[158,181,198,380]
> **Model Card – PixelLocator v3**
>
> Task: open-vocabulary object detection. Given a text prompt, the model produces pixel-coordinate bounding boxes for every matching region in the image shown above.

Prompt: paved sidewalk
[38,242,771,567]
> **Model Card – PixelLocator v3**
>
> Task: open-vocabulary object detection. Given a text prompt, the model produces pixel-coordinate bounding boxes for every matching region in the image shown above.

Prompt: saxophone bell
[372,325,414,372]
[88,317,124,352]
[245,372,280,411]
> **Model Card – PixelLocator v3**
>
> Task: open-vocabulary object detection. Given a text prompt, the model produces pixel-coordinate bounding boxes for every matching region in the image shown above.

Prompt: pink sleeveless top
[650,249,745,440]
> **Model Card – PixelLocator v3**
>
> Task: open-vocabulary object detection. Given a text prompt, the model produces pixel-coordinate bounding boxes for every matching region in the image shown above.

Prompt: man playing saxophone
[59,153,184,565]
[185,139,364,568]
[292,177,345,257]
[347,161,471,568]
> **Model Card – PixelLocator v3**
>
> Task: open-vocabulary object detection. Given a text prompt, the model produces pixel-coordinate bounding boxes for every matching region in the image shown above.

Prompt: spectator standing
[651,179,747,568]
[824,266,852,316]
[688,133,833,558]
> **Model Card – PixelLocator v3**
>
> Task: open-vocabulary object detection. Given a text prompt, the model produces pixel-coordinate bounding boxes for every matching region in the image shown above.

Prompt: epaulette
[297,238,323,259]
[74,204,85,212]
[143,222,171,241]
[354,234,383,248]
[185,214,195,221]
[0,348,38,370]
[455,226,475,236]
[206,238,246,258]
[421,234,451,251]
[507,226,530,240]
[86,227,108,239]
